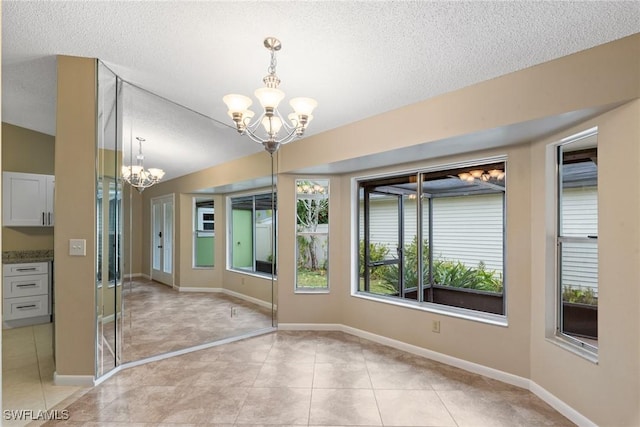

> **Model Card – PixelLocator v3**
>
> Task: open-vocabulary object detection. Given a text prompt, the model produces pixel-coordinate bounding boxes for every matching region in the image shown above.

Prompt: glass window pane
[560,240,598,339]
[230,193,277,275]
[296,179,329,290]
[194,198,214,268]
[558,133,598,349]
[231,197,253,270]
[163,202,173,274]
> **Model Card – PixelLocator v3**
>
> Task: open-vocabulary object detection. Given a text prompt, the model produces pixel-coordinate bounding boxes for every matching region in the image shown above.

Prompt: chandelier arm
[274,125,299,145]
[243,110,266,134]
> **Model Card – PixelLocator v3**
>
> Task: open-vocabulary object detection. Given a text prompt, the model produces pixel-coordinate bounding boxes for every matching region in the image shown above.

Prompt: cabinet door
[2,172,54,226]
[46,175,55,225]
[2,172,48,226]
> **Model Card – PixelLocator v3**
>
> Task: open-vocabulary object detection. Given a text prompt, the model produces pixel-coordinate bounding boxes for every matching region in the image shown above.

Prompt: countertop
[2,250,54,264]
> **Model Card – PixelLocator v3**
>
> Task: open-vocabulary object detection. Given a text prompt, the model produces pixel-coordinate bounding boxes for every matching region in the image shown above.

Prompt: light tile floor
[2,323,88,427]
[36,330,574,426]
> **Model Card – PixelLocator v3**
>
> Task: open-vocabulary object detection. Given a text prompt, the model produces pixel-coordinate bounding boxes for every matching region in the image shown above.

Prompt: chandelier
[121,137,165,192]
[223,37,318,154]
[458,168,505,183]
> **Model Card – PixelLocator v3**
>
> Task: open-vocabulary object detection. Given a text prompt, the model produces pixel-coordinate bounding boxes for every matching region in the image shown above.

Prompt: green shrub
[563,286,598,306]
[434,260,503,293]
[359,237,503,294]
[358,241,390,280]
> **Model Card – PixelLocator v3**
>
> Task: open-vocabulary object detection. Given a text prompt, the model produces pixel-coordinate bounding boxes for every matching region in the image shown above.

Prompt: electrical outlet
[432,320,440,333]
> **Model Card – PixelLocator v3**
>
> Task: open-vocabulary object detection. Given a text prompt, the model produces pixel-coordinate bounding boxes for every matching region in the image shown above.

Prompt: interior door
[151,195,174,286]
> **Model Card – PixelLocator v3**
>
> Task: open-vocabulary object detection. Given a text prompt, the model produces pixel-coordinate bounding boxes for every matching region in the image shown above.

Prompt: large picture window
[230,193,277,276]
[358,161,505,317]
[556,130,598,354]
[296,179,329,291]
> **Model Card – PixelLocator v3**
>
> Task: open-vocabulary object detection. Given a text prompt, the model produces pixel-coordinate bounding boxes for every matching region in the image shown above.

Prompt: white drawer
[3,262,48,276]
[3,294,49,320]
[3,274,49,298]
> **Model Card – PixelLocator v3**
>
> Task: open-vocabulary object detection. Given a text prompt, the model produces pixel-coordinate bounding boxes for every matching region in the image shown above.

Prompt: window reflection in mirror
[193,197,214,268]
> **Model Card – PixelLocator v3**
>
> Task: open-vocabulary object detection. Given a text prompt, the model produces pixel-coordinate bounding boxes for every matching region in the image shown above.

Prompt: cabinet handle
[42,212,46,226]
[16,283,37,288]
[16,267,37,272]
[17,304,38,310]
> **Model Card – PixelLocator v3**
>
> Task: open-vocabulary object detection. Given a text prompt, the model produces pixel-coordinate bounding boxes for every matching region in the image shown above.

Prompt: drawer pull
[16,267,38,272]
[17,304,38,310]
[16,283,37,288]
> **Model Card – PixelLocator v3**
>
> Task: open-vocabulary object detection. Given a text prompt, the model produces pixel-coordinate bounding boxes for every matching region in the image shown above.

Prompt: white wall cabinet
[3,262,51,326]
[2,172,55,226]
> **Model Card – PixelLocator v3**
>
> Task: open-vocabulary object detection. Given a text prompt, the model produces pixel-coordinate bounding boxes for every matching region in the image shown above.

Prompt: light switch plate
[69,239,86,256]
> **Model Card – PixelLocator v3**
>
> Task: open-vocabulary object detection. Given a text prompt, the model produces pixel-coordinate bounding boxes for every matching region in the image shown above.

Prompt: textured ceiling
[3,1,639,182]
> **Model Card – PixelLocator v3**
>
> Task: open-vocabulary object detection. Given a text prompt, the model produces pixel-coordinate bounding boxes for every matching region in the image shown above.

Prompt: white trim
[222,288,274,310]
[177,286,222,293]
[177,286,274,310]
[123,272,144,279]
[278,323,595,427]
[280,322,525,388]
[53,372,95,387]
[530,381,597,427]
[121,327,276,370]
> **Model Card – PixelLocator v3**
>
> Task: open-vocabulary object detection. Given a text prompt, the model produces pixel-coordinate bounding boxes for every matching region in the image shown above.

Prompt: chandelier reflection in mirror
[121,137,165,192]
[458,168,505,183]
[223,37,318,154]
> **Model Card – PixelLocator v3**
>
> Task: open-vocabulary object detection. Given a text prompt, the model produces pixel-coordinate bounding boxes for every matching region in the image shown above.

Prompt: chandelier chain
[268,49,277,76]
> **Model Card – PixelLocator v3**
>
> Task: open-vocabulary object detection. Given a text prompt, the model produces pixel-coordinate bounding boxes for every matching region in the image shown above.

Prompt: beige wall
[2,122,54,174]
[54,55,97,377]
[2,123,55,251]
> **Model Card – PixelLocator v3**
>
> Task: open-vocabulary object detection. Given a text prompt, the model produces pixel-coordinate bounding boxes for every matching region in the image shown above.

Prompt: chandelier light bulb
[254,87,285,109]
[261,116,283,134]
[290,97,318,117]
[223,94,253,113]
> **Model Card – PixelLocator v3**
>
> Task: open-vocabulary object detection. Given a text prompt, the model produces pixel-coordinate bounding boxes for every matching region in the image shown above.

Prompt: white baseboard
[278,322,594,427]
[178,286,273,310]
[222,288,274,310]
[529,381,597,427]
[177,286,222,293]
[124,273,144,279]
[53,372,95,387]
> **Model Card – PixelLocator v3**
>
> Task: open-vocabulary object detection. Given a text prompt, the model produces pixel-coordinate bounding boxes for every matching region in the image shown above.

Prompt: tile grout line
[306,340,318,426]
[360,340,385,426]
[31,326,50,410]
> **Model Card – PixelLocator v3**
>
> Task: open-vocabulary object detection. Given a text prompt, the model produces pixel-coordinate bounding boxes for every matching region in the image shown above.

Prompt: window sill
[352,291,508,327]
[295,288,330,294]
[546,335,598,364]
[227,268,277,281]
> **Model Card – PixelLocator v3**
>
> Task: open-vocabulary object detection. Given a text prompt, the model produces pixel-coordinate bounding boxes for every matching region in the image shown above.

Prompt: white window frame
[295,178,330,293]
[545,127,599,363]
